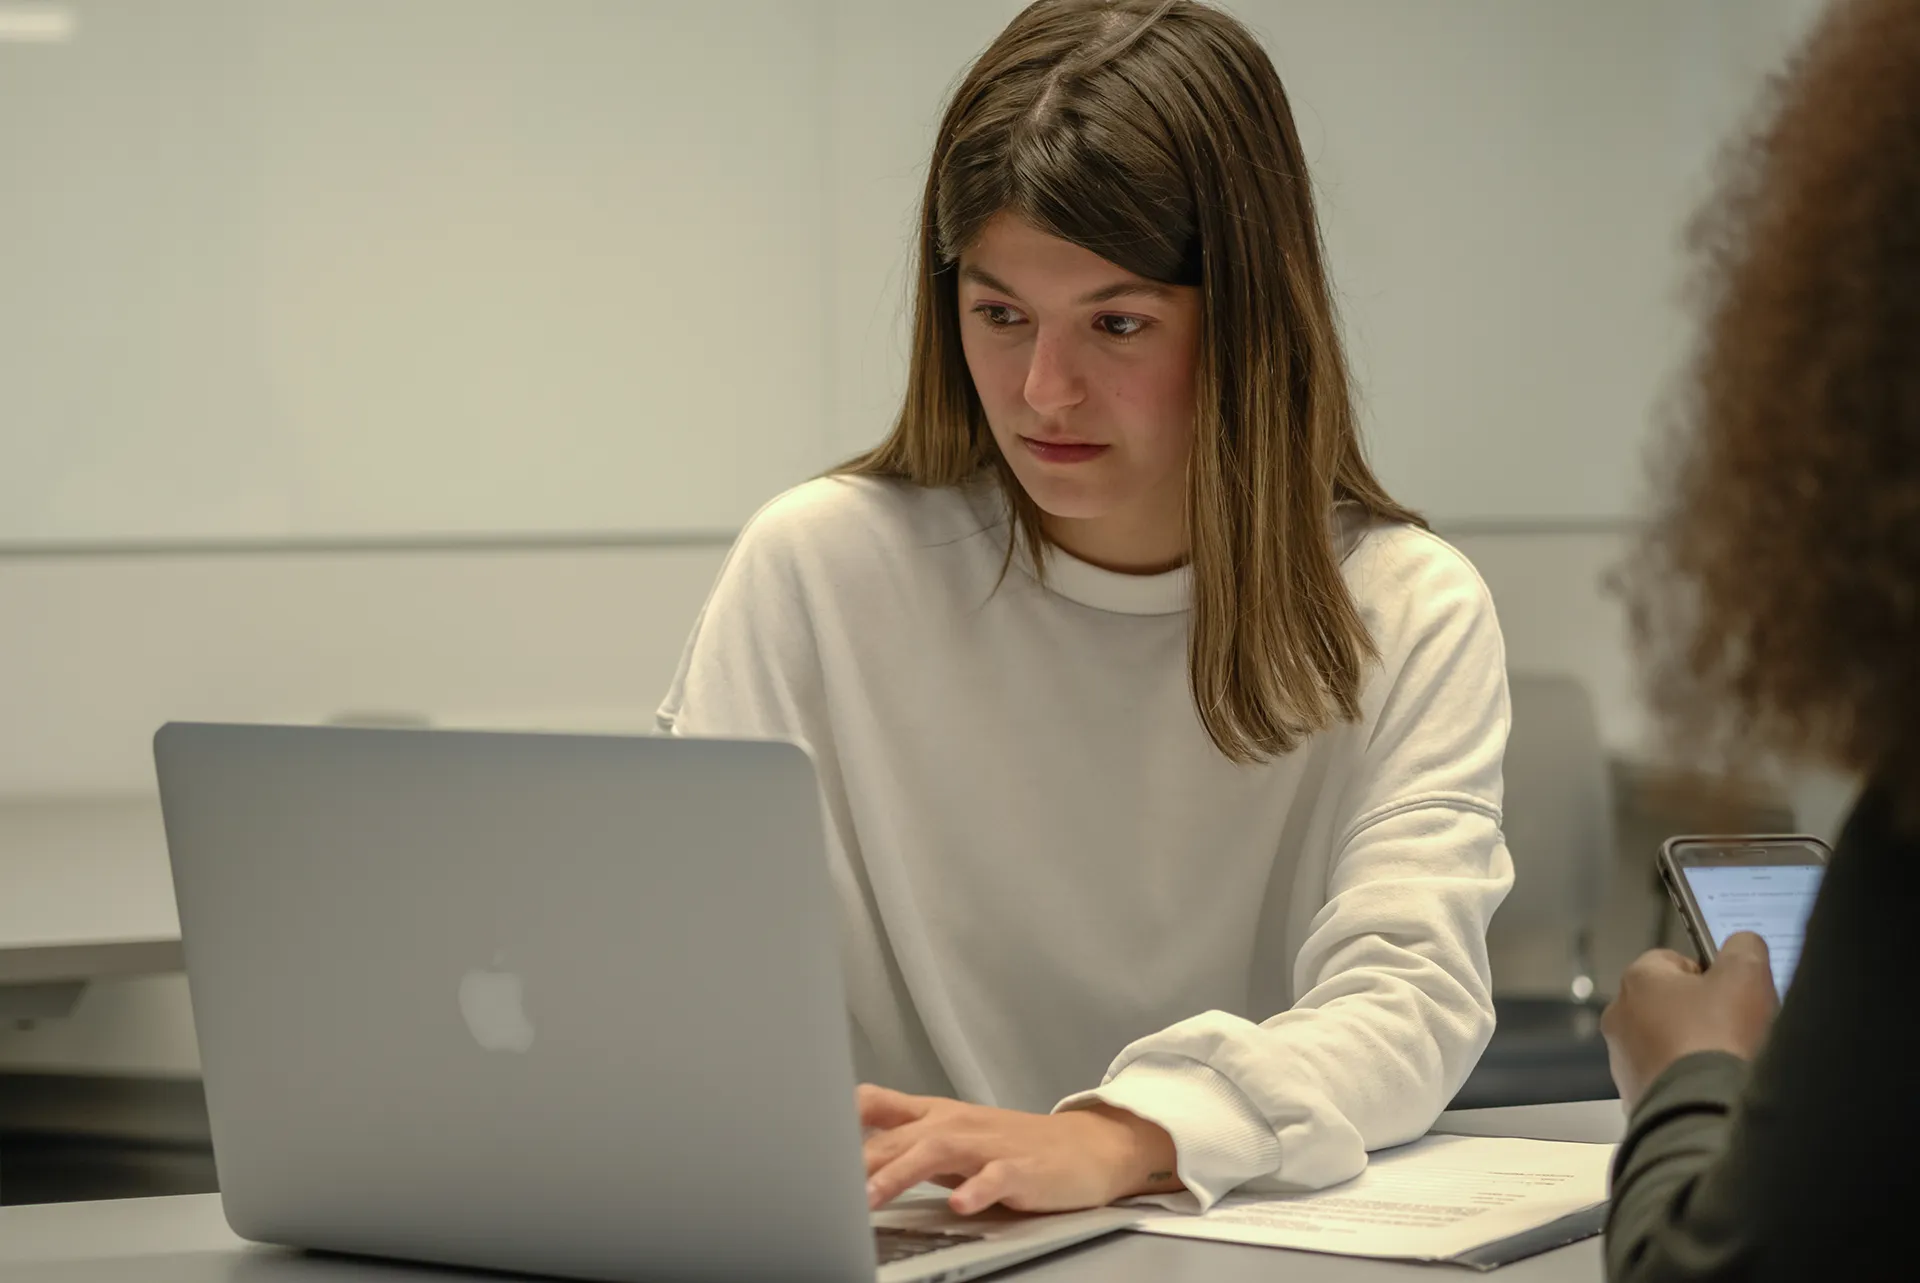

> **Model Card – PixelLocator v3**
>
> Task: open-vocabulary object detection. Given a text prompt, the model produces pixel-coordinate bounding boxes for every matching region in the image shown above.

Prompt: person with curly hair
[1601,0,1920,1277]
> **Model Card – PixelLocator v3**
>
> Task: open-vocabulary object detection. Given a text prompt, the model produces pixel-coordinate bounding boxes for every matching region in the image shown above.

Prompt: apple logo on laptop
[458,954,535,1053]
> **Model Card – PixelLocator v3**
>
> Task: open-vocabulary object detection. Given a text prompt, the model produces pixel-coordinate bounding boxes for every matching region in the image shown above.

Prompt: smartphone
[1658,834,1830,995]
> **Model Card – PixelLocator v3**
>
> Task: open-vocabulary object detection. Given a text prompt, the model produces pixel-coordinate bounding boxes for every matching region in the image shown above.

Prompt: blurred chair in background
[1452,671,1619,1109]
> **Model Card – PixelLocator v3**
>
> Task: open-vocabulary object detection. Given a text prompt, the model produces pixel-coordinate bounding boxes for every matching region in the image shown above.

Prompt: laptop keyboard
[874,1226,988,1266]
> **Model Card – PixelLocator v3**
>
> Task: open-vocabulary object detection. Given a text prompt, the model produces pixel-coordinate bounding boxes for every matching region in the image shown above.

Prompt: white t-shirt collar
[963,476,1192,617]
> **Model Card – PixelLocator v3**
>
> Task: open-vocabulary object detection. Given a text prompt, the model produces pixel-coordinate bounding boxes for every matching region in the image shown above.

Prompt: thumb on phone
[1714,932,1782,1016]
[1718,931,1772,969]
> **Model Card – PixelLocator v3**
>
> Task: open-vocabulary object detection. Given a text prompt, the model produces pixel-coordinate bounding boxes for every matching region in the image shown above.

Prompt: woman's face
[957,212,1202,573]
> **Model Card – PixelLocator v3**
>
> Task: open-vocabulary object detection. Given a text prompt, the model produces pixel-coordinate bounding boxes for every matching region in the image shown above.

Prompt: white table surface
[0,796,182,986]
[0,1102,1623,1283]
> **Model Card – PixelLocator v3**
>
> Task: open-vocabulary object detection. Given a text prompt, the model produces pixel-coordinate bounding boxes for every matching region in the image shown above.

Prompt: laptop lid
[154,723,876,1283]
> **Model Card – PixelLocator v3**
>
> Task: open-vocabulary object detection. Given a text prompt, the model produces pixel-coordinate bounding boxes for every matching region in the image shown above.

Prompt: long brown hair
[1625,0,1920,821]
[840,0,1422,763]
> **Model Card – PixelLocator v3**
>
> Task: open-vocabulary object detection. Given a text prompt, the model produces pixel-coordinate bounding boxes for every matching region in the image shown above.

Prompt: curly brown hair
[1626,0,1920,823]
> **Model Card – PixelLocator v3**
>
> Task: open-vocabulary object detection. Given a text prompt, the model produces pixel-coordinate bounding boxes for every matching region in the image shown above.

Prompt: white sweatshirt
[657,474,1513,1211]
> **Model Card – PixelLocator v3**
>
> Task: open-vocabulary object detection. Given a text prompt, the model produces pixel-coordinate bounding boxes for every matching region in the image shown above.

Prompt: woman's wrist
[1078,1103,1184,1200]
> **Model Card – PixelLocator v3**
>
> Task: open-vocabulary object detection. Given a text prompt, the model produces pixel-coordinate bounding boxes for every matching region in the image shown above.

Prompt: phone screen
[1680,862,1824,994]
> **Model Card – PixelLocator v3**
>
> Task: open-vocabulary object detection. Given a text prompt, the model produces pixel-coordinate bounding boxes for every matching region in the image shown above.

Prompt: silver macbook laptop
[153,723,1134,1283]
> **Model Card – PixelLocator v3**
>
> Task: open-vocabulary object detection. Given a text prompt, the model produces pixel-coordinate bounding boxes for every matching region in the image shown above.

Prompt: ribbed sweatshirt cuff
[1055,1053,1282,1212]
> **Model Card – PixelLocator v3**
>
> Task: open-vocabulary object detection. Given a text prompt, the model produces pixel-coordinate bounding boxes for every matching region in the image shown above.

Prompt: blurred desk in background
[0,796,182,1019]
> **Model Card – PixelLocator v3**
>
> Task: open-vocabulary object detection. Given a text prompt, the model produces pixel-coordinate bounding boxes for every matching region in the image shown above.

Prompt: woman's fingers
[867,1135,977,1210]
[949,1159,1018,1216]
[857,1083,929,1130]
[862,1118,928,1178]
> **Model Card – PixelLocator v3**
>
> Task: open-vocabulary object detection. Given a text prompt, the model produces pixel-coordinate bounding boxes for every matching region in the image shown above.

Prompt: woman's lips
[1020,437,1109,464]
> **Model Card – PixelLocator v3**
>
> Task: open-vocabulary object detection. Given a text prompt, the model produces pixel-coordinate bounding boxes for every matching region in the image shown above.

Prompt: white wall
[0,542,725,796]
[0,0,841,540]
[1,0,1819,544]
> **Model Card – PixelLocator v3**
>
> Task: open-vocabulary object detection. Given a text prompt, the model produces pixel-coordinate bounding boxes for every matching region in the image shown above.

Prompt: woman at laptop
[1598,0,1920,1277]
[660,0,1513,1217]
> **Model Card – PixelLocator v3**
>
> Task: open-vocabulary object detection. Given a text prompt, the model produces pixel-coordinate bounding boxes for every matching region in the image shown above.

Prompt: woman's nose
[1023,330,1086,417]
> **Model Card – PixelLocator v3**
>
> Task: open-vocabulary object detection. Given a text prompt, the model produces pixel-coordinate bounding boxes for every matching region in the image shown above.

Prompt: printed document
[1129,1134,1614,1261]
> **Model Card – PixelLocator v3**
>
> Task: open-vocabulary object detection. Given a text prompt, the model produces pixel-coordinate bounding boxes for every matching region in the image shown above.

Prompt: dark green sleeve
[1603,787,1919,1283]
[1604,1052,1749,1281]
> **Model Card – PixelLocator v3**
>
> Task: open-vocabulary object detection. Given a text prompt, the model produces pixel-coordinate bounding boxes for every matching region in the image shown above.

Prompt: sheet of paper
[1128,1134,1614,1261]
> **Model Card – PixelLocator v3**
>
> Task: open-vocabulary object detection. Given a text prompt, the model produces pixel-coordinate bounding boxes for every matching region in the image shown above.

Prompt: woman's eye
[973,304,1021,328]
[1098,314,1147,339]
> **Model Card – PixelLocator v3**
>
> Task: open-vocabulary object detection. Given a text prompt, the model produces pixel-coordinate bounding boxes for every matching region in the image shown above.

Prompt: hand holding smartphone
[1657,834,1830,996]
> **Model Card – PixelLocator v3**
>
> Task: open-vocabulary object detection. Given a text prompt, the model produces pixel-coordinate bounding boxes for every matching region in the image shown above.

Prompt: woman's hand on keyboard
[858,1084,1183,1215]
